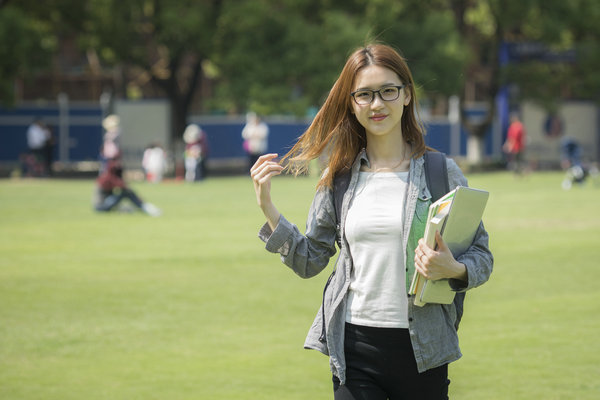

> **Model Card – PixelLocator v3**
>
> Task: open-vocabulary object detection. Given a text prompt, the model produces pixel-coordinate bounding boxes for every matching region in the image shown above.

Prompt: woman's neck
[365,134,411,172]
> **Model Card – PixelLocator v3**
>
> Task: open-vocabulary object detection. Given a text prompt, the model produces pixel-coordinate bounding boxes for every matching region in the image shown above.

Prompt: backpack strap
[332,169,351,248]
[320,170,350,341]
[423,151,450,202]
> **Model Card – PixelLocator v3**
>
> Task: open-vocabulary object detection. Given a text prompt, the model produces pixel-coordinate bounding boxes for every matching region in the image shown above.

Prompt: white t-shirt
[344,171,410,328]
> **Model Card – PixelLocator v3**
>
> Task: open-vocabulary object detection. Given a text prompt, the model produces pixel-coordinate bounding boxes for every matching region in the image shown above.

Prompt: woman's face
[350,65,411,140]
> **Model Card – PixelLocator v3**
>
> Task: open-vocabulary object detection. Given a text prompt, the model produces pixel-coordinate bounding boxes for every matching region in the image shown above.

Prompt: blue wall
[197,121,308,159]
[0,105,103,162]
[199,119,493,160]
[2,105,495,164]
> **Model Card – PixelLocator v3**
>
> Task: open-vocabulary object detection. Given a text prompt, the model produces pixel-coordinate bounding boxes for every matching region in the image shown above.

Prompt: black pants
[333,323,449,400]
[95,188,144,212]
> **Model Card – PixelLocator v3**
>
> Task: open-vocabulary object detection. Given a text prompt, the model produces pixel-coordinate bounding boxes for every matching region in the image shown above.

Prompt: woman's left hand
[414,231,467,281]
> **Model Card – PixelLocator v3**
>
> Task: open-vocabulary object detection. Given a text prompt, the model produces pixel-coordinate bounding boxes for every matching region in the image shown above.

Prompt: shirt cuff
[450,256,470,291]
[449,278,468,292]
[258,215,293,256]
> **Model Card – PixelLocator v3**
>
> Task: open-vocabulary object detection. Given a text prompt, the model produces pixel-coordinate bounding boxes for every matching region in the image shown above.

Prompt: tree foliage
[211,0,371,116]
[500,0,600,109]
[1,0,598,149]
[80,0,223,141]
[210,0,469,116]
[0,2,57,105]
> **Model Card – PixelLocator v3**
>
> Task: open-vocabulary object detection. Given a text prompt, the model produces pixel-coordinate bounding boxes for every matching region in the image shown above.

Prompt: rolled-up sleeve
[258,188,338,279]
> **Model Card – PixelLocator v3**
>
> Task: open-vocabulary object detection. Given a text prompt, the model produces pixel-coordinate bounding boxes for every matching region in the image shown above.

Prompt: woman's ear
[404,91,411,106]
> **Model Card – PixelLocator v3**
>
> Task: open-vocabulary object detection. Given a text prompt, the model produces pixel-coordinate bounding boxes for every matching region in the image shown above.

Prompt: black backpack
[330,151,465,330]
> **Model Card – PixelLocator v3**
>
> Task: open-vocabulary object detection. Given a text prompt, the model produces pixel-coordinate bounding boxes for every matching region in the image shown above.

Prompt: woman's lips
[370,114,387,122]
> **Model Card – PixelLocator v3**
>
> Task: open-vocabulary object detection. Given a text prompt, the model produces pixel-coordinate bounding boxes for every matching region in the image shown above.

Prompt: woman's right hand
[251,153,284,230]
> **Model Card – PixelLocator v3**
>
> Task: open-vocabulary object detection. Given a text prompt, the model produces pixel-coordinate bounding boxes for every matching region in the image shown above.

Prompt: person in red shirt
[503,113,526,174]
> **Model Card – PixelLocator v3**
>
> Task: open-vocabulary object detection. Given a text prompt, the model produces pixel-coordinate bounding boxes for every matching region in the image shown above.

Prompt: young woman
[251,44,493,399]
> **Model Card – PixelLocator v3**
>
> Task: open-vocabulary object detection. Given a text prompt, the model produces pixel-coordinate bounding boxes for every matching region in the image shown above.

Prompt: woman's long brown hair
[282,43,427,189]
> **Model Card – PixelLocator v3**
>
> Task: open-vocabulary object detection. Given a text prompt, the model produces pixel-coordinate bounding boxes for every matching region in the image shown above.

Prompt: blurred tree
[0,1,57,105]
[0,0,98,104]
[211,0,471,118]
[358,0,469,108]
[501,0,600,109]
[2,0,597,165]
[211,0,370,116]
[443,0,599,162]
[82,0,223,147]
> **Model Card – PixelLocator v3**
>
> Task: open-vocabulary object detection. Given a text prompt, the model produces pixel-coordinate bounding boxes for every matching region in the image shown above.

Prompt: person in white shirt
[26,118,50,176]
[242,112,269,172]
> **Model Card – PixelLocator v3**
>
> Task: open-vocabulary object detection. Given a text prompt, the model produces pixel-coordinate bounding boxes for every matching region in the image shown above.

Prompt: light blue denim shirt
[259,150,493,384]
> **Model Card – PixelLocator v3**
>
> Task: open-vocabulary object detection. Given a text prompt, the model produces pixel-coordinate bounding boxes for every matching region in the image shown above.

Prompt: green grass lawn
[1,171,599,399]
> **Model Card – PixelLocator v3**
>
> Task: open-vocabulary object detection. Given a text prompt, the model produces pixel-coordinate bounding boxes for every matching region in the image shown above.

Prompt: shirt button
[408,317,413,322]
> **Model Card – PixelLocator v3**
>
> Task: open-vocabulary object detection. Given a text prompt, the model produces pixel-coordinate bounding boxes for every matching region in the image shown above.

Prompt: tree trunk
[171,99,187,147]
[152,55,204,166]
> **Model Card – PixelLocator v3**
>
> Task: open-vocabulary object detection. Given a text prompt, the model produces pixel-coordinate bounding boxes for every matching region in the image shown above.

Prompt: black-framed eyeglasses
[350,85,408,105]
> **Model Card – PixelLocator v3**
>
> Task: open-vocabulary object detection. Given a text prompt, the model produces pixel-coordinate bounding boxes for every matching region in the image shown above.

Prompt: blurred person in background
[242,112,269,173]
[503,112,526,174]
[42,122,56,176]
[560,136,598,189]
[250,44,493,399]
[25,117,51,176]
[99,114,121,175]
[183,123,209,182]
[142,142,167,183]
[560,136,583,170]
[93,147,161,216]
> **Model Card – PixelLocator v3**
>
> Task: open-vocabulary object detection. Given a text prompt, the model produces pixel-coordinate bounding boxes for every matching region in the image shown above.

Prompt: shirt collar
[357,148,370,168]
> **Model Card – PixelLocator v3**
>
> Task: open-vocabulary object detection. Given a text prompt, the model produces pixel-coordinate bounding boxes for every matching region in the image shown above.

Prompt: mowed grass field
[1,170,599,399]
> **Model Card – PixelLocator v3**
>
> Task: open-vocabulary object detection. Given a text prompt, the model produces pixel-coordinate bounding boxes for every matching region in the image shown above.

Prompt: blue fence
[0,104,103,163]
[1,105,495,166]
[197,119,493,160]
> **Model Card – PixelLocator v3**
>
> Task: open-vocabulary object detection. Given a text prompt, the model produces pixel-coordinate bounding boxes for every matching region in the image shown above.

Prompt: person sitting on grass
[93,152,161,217]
